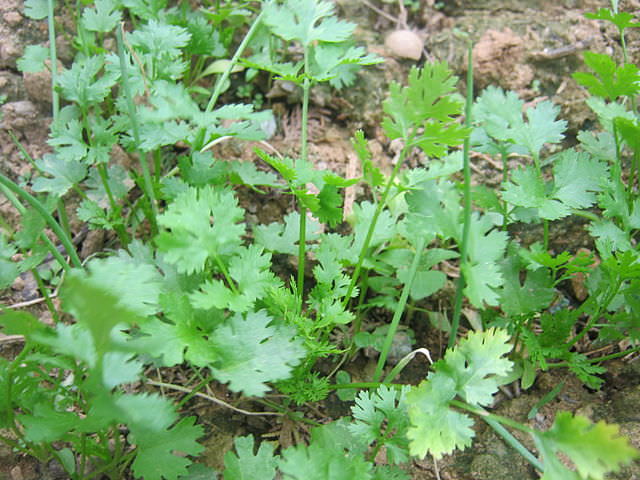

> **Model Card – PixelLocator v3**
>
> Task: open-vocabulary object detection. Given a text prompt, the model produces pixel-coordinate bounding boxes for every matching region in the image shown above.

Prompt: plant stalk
[373,236,426,383]
[448,43,474,350]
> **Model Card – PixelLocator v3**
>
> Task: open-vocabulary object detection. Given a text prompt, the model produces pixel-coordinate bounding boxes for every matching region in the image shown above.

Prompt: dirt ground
[2,0,640,478]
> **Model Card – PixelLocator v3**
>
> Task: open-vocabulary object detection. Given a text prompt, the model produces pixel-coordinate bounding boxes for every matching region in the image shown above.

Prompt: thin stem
[448,43,473,350]
[0,173,81,269]
[204,10,264,115]
[296,51,312,308]
[373,236,426,382]
[0,183,71,272]
[31,268,59,322]
[147,380,282,416]
[116,24,158,233]
[47,0,59,124]
[547,345,640,368]
[343,143,412,308]
[97,162,129,246]
[484,416,544,472]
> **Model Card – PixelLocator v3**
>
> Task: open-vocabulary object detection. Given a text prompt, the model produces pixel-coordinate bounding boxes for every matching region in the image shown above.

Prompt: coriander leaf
[131,416,204,480]
[128,20,191,61]
[585,96,635,133]
[349,385,411,465]
[48,118,88,162]
[17,45,48,73]
[499,255,555,316]
[156,186,245,274]
[586,8,640,33]
[534,412,638,480]
[189,245,281,313]
[20,404,78,443]
[77,199,114,230]
[573,51,640,101]
[462,215,507,307]
[352,130,384,188]
[382,64,468,155]
[473,85,524,142]
[83,248,163,317]
[85,164,133,204]
[553,149,607,210]
[82,0,121,32]
[278,421,372,480]
[61,272,142,357]
[577,130,616,160]
[263,0,355,46]
[228,161,280,188]
[223,435,277,480]
[254,211,320,255]
[407,329,513,459]
[502,166,569,220]
[450,328,513,405]
[210,310,305,396]
[57,55,119,106]
[407,370,473,459]
[31,154,87,197]
[508,100,566,157]
[24,0,47,19]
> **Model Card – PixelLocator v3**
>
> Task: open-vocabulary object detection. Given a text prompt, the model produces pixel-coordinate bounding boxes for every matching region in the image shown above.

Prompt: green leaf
[503,166,568,220]
[24,0,47,19]
[83,248,163,317]
[349,385,411,465]
[189,245,281,313]
[473,85,524,142]
[254,211,320,255]
[407,329,513,459]
[534,412,638,480]
[131,416,204,480]
[263,0,355,46]
[278,421,372,480]
[57,55,119,106]
[499,254,555,316]
[508,100,566,157]
[462,215,507,307]
[382,64,468,155]
[17,44,49,73]
[407,370,472,459]
[82,0,122,32]
[61,269,145,357]
[585,8,640,33]
[573,51,640,101]
[223,435,277,480]
[31,154,87,197]
[352,130,383,187]
[128,19,191,61]
[155,186,245,274]
[553,149,607,210]
[210,310,305,396]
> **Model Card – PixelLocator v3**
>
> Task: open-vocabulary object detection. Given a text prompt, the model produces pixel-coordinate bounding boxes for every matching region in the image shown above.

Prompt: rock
[385,29,423,61]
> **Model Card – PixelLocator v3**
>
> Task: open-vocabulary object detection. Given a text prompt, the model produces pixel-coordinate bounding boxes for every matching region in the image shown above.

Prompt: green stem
[204,10,264,115]
[296,49,312,309]
[448,43,474,350]
[484,416,544,472]
[0,183,71,272]
[116,24,158,233]
[46,0,59,124]
[373,236,426,383]
[548,345,640,368]
[213,254,239,295]
[31,268,59,322]
[0,173,81,269]
[97,162,129,246]
[343,144,412,308]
